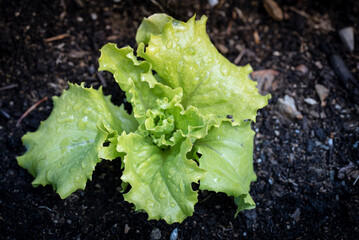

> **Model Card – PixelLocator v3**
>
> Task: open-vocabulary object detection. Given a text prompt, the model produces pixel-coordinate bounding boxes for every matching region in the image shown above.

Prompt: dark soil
[1,0,359,239]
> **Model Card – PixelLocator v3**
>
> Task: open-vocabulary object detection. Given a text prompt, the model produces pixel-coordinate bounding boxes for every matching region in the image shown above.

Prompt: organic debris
[276,95,303,120]
[339,27,355,52]
[315,84,329,106]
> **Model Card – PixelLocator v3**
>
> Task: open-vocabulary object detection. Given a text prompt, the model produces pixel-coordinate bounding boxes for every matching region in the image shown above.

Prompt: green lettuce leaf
[195,122,256,196]
[117,133,205,224]
[234,194,256,216]
[137,14,270,125]
[99,43,182,124]
[136,13,172,45]
[99,43,210,142]
[17,83,138,198]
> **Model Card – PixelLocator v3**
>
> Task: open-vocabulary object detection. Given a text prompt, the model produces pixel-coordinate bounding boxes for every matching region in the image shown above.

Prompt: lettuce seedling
[18,14,270,224]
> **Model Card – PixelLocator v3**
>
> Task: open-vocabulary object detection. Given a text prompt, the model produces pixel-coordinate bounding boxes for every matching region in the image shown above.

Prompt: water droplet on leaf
[220,66,229,76]
[81,162,87,169]
[159,192,166,199]
[146,199,154,208]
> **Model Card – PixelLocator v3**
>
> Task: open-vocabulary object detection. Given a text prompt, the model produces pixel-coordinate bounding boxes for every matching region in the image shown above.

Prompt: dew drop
[147,46,159,55]
[77,116,89,130]
[57,115,74,124]
[159,192,166,199]
[175,45,181,51]
[81,162,87,169]
[146,199,154,208]
[220,66,229,76]
[171,203,176,208]
[75,176,80,182]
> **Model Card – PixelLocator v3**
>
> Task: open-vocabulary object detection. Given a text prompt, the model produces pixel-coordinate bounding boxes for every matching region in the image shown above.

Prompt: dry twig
[16,97,48,127]
[44,33,70,42]
[150,0,165,12]
[96,72,107,87]
[0,84,18,91]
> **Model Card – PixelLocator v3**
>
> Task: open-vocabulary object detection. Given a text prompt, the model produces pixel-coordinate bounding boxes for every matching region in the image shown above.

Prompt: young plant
[18,14,270,224]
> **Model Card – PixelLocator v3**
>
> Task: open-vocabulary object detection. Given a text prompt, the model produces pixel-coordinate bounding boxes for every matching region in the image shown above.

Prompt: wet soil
[1,0,359,239]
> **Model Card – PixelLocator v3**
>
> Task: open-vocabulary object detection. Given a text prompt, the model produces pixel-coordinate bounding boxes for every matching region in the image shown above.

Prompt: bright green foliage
[196,122,256,196]
[137,15,269,126]
[18,14,270,224]
[17,83,137,198]
[118,133,205,224]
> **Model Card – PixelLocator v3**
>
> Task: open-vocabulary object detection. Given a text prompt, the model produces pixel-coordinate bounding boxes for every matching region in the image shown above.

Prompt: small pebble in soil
[273,51,281,56]
[88,65,95,75]
[334,104,341,110]
[124,224,130,234]
[295,64,309,75]
[208,0,219,7]
[276,95,303,120]
[315,84,329,106]
[150,228,161,240]
[90,13,98,21]
[170,228,178,240]
[338,27,354,52]
[315,61,323,69]
[304,98,317,106]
